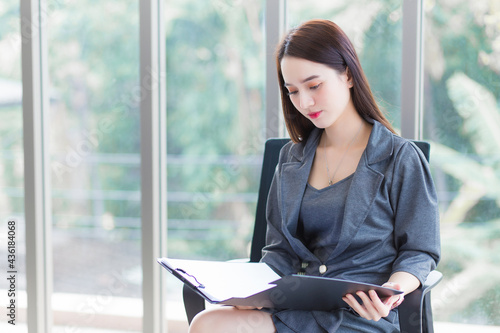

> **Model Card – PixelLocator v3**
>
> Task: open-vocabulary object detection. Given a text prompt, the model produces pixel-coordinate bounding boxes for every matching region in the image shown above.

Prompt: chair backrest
[250,138,290,262]
[412,141,430,162]
[249,138,431,263]
[183,137,436,332]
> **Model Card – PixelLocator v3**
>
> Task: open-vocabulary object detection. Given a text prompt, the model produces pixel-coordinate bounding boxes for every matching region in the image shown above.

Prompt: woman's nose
[299,92,314,109]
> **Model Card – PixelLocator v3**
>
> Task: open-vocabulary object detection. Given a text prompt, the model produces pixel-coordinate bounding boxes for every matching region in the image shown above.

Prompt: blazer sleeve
[260,143,300,276]
[390,141,441,285]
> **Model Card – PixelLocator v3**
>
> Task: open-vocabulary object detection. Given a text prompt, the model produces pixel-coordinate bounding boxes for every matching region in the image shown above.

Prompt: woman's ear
[346,67,353,87]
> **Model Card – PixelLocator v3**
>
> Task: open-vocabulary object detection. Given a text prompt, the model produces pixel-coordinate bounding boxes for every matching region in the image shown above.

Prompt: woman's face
[280,56,354,129]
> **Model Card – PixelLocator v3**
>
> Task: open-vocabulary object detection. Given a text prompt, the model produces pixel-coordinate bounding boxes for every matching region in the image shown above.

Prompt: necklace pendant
[328,179,333,186]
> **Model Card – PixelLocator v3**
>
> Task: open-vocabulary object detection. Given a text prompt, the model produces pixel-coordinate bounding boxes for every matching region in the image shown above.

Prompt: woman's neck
[322,111,368,149]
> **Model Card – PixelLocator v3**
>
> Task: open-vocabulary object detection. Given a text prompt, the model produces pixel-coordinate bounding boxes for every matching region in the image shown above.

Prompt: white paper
[163,258,281,302]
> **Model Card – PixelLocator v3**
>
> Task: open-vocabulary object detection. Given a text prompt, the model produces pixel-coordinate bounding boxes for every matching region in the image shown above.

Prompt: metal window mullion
[21,0,53,332]
[140,0,167,332]
[265,0,287,139]
[401,0,424,140]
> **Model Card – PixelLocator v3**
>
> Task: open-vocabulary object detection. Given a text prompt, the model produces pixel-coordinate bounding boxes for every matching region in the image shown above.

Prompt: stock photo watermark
[5,220,17,326]
[11,0,75,49]
[62,270,128,333]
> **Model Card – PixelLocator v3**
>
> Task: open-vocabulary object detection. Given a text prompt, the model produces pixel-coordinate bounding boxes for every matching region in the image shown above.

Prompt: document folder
[158,258,403,311]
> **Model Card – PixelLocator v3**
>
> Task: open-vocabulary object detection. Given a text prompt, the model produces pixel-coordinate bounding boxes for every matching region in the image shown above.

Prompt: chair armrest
[421,270,443,292]
[399,270,443,333]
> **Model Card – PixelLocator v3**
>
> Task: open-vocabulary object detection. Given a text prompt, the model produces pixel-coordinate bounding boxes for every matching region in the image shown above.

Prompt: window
[164,1,265,328]
[165,0,266,261]
[423,1,500,326]
[47,1,142,330]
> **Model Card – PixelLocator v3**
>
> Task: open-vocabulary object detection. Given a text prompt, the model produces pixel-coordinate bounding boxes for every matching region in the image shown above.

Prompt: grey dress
[260,120,441,332]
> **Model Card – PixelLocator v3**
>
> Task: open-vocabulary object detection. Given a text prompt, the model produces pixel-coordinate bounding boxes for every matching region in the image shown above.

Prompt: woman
[189,19,440,333]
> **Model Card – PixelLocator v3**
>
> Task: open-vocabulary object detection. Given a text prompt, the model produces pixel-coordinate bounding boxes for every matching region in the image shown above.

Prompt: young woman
[189,19,440,333]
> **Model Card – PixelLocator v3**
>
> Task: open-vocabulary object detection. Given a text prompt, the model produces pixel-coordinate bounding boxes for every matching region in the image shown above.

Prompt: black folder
[158,258,403,311]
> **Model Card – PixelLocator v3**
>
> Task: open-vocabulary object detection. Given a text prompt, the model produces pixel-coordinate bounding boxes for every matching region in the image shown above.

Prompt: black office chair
[183,138,442,333]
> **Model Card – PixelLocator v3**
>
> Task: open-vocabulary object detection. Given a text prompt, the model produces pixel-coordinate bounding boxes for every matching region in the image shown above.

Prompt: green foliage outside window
[422,1,500,325]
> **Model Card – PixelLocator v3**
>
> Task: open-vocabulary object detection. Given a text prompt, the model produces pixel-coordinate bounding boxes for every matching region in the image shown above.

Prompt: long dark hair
[276,19,396,143]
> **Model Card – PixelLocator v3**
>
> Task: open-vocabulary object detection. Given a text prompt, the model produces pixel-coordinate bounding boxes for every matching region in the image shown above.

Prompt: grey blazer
[261,120,441,287]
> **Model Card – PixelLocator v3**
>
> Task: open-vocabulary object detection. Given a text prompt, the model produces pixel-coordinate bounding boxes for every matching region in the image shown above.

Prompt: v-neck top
[297,174,354,262]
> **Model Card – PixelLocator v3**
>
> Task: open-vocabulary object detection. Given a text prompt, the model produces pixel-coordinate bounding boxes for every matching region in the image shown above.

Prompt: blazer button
[319,265,327,274]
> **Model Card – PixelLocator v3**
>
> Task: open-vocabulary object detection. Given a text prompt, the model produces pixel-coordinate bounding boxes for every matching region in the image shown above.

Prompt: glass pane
[0,1,26,332]
[47,1,142,331]
[164,0,265,329]
[165,0,266,261]
[287,0,403,130]
[423,1,500,328]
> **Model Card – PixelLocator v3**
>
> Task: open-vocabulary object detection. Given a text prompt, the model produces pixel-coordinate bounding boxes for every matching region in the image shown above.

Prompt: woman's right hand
[234,305,263,310]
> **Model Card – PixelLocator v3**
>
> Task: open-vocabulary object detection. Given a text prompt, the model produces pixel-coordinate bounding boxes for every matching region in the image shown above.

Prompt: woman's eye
[310,83,321,90]
[287,90,298,96]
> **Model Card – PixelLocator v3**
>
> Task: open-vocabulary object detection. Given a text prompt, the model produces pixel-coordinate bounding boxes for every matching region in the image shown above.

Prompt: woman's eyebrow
[284,75,320,87]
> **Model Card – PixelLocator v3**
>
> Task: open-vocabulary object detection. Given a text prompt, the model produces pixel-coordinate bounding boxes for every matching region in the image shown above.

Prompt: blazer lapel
[328,154,383,259]
[279,130,321,260]
[276,122,394,263]
[328,121,394,260]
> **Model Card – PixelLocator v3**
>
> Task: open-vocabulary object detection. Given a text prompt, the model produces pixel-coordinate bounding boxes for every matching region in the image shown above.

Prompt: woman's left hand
[342,282,404,321]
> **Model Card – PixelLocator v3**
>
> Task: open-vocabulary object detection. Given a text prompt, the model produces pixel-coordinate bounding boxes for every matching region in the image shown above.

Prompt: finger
[379,291,402,308]
[235,305,259,310]
[368,290,389,309]
[391,295,404,309]
[342,294,360,309]
[343,293,370,319]
[384,295,400,306]
[367,290,391,317]
[356,291,381,321]
[382,282,403,307]
[355,292,382,321]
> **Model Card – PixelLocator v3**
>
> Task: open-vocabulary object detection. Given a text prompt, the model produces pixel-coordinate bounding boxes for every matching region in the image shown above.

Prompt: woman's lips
[308,111,322,119]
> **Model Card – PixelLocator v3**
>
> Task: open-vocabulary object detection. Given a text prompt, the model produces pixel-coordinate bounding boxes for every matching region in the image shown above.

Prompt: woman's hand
[234,305,263,310]
[342,282,404,321]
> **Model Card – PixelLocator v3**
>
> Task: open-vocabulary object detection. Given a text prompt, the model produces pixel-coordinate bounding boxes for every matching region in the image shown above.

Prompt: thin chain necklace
[323,122,364,186]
